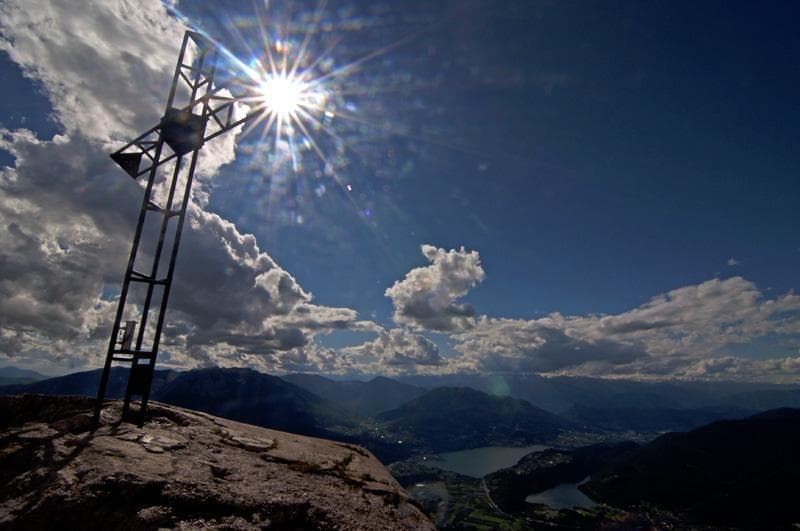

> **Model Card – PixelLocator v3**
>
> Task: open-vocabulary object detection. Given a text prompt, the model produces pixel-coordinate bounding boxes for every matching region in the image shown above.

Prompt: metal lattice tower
[94,31,260,424]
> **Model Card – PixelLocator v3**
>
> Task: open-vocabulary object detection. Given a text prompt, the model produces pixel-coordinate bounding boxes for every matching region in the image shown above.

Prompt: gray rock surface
[0,395,434,530]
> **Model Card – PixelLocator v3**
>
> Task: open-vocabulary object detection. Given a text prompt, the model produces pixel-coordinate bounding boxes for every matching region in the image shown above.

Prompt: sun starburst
[258,73,305,118]
[166,0,416,229]
[243,41,333,162]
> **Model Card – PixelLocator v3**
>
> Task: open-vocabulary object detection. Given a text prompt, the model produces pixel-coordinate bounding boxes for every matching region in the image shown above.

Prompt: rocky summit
[0,395,434,530]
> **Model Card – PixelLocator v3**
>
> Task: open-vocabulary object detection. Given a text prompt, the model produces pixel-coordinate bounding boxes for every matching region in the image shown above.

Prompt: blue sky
[0,0,798,379]
[200,0,800,317]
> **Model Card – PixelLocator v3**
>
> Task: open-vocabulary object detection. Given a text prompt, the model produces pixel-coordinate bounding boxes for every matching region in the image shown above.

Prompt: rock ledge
[0,394,434,530]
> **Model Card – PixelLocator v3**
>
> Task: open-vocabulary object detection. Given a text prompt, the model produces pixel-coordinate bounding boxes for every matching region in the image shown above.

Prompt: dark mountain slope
[583,408,800,528]
[485,442,640,512]
[153,367,360,439]
[3,367,362,442]
[377,386,574,452]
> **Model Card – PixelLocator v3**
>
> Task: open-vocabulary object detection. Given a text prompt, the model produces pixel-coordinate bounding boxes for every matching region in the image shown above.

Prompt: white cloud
[727,257,740,266]
[0,132,132,353]
[385,244,485,331]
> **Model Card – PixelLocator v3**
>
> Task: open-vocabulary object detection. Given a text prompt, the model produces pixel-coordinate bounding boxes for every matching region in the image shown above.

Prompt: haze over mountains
[397,372,800,414]
[281,373,427,417]
[0,366,48,387]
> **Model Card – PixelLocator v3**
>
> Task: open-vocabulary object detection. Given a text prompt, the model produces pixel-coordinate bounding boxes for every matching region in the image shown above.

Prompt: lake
[426,445,549,478]
[526,477,597,509]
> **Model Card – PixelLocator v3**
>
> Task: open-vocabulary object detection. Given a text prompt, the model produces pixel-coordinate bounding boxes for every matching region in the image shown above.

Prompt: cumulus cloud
[0,130,134,371]
[160,303,376,374]
[379,246,800,382]
[342,328,444,374]
[385,244,485,331]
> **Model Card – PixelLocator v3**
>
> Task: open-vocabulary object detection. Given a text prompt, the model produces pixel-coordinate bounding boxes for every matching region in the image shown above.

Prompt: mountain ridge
[377,386,574,453]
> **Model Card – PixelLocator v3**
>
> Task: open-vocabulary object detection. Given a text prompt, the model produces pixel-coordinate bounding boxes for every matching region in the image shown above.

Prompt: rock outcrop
[0,395,434,530]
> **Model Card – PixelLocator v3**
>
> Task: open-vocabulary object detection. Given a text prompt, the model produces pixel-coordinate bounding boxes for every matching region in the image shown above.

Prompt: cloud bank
[448,276,800,382]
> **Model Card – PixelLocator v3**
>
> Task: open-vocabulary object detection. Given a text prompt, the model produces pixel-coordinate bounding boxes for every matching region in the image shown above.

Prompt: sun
[231,38,334,161]
[246,60,332,165]
[257,72,307,119]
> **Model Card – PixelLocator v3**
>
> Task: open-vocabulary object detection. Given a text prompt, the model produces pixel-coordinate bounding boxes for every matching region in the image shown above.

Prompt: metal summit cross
[94,31,264,425]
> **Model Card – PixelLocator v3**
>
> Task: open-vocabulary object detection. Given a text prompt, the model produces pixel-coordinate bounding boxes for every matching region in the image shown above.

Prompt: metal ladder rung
[112,349,153,357]
[146,200,182,218]
[111,357,154,364]
[129,271,167,285]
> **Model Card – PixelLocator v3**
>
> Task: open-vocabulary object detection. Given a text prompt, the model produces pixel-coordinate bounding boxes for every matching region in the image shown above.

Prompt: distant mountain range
[282,373,426,416]
[583,408,800,528]
[1,366,179,398]
[7,366,800,463]
[1,367,358,440]
[1,368,575,459]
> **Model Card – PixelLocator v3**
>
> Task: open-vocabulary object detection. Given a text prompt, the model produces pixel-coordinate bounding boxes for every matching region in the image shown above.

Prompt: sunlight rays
[164,0,434,249]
